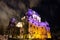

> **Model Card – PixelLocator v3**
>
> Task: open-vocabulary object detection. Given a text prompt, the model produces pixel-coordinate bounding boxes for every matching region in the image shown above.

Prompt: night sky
[0,0,60,38]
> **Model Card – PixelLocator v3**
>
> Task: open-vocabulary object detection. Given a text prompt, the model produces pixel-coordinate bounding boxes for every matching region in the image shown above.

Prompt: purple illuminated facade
[8,18,16,27]
[27,9,49,27]
[27,9,51,38]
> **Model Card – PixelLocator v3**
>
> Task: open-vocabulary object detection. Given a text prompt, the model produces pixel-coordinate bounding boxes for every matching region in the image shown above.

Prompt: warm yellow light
[47,32,51,38]
[28,34,32,38]
[16,22,23,27]
[28,22,51,39]
[21,16,25,20]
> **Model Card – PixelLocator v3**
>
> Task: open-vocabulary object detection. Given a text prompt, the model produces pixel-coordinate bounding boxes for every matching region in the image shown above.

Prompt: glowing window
[34,26,35,28]
[30,24,32,27]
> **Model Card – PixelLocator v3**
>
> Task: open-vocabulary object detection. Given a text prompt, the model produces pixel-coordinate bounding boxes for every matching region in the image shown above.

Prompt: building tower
[27,9,51,39]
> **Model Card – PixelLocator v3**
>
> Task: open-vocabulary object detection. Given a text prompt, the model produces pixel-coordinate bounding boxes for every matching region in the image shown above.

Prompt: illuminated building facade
[27,9,51,39]
[8,9,51,39]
